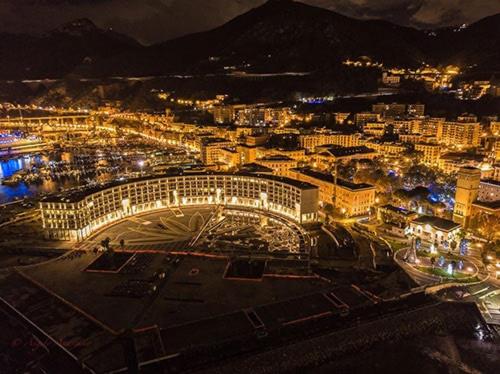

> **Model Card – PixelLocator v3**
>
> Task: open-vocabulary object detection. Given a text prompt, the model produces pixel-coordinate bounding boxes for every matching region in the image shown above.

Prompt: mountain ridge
[0,0,499,80]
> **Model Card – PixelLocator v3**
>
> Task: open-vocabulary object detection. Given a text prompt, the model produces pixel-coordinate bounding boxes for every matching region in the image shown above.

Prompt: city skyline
[0,1,499,373]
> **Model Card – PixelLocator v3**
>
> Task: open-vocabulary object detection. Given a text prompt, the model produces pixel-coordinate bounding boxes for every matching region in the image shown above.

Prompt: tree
[415,237,422,251]
[459,238,469,256]
[101,237,111,251]
[323,203,335,223]
[432,239,439,253]
[450,239,458,253]
[450,260,457,275]
[473,213,500,242]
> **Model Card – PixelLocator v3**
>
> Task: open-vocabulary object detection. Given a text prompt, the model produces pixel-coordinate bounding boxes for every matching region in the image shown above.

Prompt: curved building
[40,172,319,241]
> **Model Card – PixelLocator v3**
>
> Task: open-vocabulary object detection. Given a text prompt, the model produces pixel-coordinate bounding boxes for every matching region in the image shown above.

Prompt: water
[0,154,115,204]
[0,155,69,204]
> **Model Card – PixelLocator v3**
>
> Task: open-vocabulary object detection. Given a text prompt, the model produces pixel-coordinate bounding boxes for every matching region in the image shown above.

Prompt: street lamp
[138,160,145,175]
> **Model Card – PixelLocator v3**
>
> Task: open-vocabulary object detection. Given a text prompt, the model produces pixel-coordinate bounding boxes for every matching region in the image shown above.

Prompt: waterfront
[1,156,63,203]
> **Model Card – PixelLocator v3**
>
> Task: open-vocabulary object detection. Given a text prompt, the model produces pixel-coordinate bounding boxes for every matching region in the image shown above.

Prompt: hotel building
[39,173,319,241]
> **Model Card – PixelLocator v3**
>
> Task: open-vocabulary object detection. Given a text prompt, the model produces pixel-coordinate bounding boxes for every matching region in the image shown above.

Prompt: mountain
[0,18,140,79]
[425,13,500,71]
[94,0,428,77]
[93,0,500,77]
[0,0,499,80]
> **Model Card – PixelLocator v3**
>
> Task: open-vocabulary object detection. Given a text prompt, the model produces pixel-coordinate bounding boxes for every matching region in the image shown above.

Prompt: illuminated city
[0,1,499,373]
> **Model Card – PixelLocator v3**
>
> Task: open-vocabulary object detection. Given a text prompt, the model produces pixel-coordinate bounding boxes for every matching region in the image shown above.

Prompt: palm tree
[450,239,457,253]
[456,229,466,241]
[475,213,500,242]
[415,237,421,251]
[323,203,334,223]
[450,260,457,276]
[432,239,439,254]
[101,237,111,251]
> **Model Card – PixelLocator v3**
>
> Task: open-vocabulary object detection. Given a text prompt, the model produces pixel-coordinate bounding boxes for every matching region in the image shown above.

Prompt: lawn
[417,250,463,261]
[415,265,473,280]
[385,239,407,252]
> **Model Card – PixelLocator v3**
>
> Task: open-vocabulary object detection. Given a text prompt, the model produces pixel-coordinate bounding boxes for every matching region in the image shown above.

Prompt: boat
[2,174,22,186]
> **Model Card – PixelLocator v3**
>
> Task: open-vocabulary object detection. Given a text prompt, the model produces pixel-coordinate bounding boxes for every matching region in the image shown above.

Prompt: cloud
[311,0,500,27]
[410,0,500,27]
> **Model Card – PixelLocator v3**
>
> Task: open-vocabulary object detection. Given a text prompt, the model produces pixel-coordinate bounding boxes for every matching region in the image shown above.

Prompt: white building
[40,173,319,241]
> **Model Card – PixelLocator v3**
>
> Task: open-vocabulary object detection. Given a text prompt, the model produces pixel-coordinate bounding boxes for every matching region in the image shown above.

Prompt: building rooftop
[319,145,377,158]
[440,154,484,162]
[380,204,418,216]
[201,137,231,146]
[472,200,500,211]
[240,163,274,174]
[411,215,461,232]
[290,168,375,191]
[259,155,294,161]
[480,179,500,186]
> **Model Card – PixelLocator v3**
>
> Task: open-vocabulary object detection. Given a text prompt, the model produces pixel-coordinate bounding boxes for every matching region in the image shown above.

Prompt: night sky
[1,0,499,45]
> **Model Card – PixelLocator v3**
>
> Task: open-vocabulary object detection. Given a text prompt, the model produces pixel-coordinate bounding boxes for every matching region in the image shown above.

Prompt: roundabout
[394,247,480,286]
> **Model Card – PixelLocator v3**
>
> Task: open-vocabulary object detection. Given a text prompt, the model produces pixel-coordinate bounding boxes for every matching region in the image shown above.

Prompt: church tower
[453,167,481,227]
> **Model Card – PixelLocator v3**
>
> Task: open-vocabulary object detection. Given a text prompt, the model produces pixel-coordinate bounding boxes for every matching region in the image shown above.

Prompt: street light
[138,160,145,175]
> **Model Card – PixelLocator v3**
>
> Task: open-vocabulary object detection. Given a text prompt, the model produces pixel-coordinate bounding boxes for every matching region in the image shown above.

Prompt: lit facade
[40,173,319,241]
[354,112,381,126]
[254,155,298,176]
[478,179,500,201]
[438,121,481,148]
[365,141,407,156]
[299,132,361,152]
[453,167,481,226]
[491,122,500,136]
[287,168,376,217]
[414,143,441,166]
[256,147,306,162]
[408,216,462,245]
[213,105,236,124]
[363,122,386,137]
[200,138,234,165]
[313,146,377,169]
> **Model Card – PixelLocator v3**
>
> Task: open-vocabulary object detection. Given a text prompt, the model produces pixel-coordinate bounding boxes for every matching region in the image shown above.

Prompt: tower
[453,167,481,227]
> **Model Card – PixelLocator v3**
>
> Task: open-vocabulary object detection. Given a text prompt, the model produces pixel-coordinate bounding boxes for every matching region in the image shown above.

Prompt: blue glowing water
[0,155,68,204]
